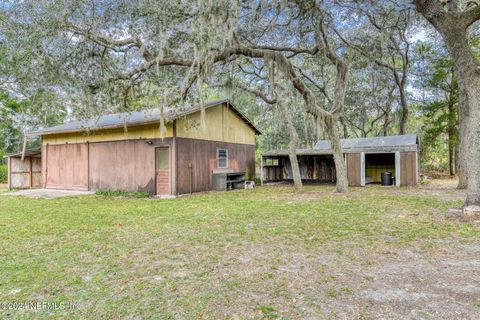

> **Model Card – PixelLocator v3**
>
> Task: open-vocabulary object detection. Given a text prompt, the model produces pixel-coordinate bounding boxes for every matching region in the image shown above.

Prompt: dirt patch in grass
[355,241,480,319]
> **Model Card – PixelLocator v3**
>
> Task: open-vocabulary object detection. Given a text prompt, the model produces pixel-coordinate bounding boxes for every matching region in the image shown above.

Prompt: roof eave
[26,99,262,137]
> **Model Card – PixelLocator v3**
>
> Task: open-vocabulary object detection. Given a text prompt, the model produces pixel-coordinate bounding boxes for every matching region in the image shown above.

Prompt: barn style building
[7,100,260,195]
[261,134,419,187]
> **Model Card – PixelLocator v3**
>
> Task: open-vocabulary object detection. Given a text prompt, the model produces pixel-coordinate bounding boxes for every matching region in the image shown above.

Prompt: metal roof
[27,99,261,136]
[6,147,42,158]
[263,134,419,157]
[314,134,418,151]
[263,148,334,157]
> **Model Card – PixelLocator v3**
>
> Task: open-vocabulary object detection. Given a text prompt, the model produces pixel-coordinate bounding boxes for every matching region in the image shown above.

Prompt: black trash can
[381,172,392,186]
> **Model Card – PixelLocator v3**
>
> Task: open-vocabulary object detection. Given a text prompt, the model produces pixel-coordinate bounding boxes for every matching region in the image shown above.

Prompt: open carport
[261,134,420,187]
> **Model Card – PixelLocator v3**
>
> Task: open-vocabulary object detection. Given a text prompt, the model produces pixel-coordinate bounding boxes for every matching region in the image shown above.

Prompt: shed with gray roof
[261,134,419,187]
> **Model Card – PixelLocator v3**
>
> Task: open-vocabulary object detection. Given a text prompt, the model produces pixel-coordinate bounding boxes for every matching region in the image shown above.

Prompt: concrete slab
[2,189,94,199]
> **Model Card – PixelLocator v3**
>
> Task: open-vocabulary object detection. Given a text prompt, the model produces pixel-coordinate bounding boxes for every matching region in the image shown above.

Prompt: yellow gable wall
[41,103,256,145]
[42,123,173,145]
[176,103,256,145]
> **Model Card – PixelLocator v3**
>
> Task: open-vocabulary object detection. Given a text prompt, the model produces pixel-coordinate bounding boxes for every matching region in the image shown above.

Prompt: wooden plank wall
[42,123,174,145]
[263,166,284,181]
[266,155,336,182]
[176,137,255,194]
[304,156,335,181]
[176,103,256,145]
[45,144,88,190]
[89,140,164,193]
[41,137,255,195]
[8,156,42,189]
[400,151,418,186]
[347,153,361,186]
[31,158,42,187]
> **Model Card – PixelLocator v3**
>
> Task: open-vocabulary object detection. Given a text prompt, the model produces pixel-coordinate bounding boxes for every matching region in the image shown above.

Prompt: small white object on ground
[245,181,255,189]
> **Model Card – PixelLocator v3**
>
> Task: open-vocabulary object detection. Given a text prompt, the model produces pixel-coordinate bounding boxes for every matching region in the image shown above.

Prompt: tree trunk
[448,142,455,176]
[340,115,348,139]
[447,97,457,176]
[383,112,389,136]
[288,142,302,189]
[398,84,409,135]
[414,0,480,205]
[283,109,303,189]
[462,77,480,206]
[457,103,468,188]
[325,115,348,193]
[439,27,480,206]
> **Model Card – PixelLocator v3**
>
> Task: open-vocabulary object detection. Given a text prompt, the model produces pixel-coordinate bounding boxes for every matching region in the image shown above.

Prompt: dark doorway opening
[262,155,336,184]
[365,153,395,184]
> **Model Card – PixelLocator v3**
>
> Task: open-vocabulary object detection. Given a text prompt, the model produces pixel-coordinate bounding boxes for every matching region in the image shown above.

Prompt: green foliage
[0,165,7,183]
[414,45,459,173]
[95,189,151,198]
[255,305,279,319]
[0,89,67,158]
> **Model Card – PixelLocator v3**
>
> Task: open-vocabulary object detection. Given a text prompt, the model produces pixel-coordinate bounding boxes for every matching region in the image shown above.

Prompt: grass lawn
[0,181,479,319]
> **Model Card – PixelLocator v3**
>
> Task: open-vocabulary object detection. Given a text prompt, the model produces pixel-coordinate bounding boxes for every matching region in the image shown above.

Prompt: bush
[95,189,150,198]
[0,165,7,184]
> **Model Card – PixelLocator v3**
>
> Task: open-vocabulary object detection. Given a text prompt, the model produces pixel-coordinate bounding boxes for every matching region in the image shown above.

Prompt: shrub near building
[0,165,7,184]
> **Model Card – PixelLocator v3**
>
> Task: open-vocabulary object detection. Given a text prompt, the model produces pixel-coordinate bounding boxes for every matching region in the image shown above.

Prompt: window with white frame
[217,148,228,168]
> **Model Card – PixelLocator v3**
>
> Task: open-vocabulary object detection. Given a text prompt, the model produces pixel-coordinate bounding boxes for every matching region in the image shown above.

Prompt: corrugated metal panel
[7,148,41,158]
[314,134,418,151]
[263,148,333,156]
[263,134,418,156]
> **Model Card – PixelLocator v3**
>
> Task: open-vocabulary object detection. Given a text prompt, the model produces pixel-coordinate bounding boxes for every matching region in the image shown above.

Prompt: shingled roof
[27,99,261,136]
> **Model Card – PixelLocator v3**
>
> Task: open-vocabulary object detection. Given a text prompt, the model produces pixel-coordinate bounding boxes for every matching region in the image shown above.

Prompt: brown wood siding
[264,156,336,182]
[347,153,361,186]
[176,137,255,194]
[31,157,42,188]
[300,156,335,181]
[41,137,254,194]
[400,151,417,186]
[88,140,169,193]
[263,166,284,181]
[45,144,88,190]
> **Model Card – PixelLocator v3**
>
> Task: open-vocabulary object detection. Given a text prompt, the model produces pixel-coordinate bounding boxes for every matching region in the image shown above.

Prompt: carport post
[260,156,264,185]
[395,152,401,187]
[44,144,48,188]
[360,152,365,186]
[29,157,32,189]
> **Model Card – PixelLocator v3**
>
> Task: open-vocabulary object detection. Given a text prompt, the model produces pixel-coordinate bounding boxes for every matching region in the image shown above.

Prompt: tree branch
[463,4,480,27]
[414,0,446,21]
